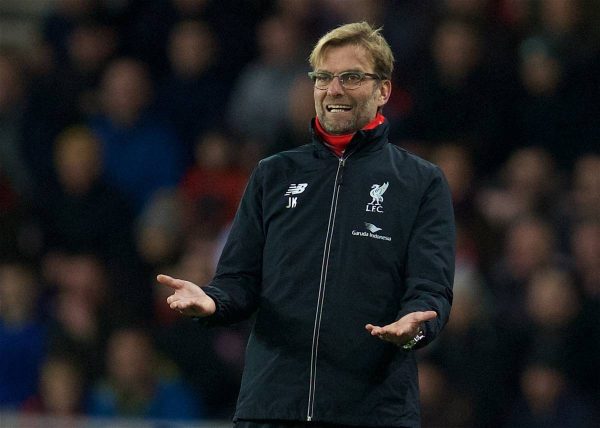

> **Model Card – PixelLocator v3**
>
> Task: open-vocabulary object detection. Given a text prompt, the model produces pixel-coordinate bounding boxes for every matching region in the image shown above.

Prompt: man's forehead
[316,44,374,70]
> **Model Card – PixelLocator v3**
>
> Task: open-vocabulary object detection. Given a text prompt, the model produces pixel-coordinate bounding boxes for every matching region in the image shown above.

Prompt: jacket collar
[309,116,390,158]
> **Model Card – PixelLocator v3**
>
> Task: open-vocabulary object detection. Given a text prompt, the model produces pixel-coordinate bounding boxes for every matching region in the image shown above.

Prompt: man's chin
[321,119,355,135]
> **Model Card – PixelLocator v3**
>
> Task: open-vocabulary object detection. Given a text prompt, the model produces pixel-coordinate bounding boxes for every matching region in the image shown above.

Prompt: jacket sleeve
[201,164,265,326]
[398,166,455,348]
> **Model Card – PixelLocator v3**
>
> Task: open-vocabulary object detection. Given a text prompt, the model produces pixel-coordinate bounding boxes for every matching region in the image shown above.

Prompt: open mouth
[326,104,352,112]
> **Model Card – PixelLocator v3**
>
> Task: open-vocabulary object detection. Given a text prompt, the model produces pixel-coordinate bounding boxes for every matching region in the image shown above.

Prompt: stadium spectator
[521,267,600,411]
[179,130,248,239]
[311,0,386,40]
[43,254,114,382]
[89,58,184,214]
[135,188,185,268]
[552,153,600,250]
[0,49,32,198]
[418,359,471,427]
[40,0,106,66]
[511,36,590,169]
[33,126,135,261]
[570,154,600,222]
[486,216,561,326]
[117,0,266,80]
[506,360,598,428]
[536,0,596,73]
[0,50,34,260]
[0,262,46,408]
[267,74,316,155]
[570,220,600,300]
[403,16,509,173]
[22,17,118,189]
[87,326,203,421]
[424,266,508,426]
[23,355,86,416]
[0,176,22,260]
[477,147,560,230]
[158,20,229,155]
[226,14,308,148]
[32,126,149,319]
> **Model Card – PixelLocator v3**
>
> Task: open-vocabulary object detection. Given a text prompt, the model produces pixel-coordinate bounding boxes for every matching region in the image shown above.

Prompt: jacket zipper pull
[337,157,346,186]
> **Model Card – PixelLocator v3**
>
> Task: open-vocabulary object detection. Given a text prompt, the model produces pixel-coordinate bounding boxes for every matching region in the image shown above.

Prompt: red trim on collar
[315,113,386,156]
[362,112,386,130]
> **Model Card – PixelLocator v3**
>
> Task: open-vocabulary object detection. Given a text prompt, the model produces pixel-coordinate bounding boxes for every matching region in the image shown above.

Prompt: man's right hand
[156,274,216,317]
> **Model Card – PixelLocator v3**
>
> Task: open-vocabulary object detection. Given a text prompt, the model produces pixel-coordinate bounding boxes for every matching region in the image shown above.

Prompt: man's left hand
[365,311,437,347]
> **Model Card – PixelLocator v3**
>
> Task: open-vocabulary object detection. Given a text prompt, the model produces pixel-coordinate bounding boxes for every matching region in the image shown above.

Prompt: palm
[365,311,437,346]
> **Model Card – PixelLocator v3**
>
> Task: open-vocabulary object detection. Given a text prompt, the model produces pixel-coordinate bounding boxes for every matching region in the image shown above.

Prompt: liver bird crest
[369,182,389,205]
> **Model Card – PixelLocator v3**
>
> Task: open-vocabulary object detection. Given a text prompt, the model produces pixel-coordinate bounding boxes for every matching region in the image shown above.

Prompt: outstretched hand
[365,311,437,347]
[156,274,216,317]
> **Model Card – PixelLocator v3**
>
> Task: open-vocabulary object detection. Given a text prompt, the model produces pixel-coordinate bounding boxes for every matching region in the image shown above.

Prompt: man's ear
[378,80,392,107]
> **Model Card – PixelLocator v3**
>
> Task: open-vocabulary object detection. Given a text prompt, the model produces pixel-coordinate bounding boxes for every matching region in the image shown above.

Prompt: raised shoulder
[257,143,323,174]
[386,144,445,186]
[389,144,439,170]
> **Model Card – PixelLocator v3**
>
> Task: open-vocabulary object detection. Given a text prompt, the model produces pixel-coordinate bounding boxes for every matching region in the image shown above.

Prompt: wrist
[402,328,425,350]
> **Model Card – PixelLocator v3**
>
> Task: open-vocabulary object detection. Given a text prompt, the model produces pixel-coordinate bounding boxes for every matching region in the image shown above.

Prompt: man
[158,22,455,428]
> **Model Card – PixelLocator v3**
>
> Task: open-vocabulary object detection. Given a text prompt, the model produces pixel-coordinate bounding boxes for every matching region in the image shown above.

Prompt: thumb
[414,310,437,323]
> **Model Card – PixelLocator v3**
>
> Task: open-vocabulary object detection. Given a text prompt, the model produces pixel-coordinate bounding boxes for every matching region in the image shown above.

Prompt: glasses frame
[308,70,381,90]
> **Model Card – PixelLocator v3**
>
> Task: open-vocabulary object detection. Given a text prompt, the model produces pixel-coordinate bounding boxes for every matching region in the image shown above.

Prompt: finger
[170,301,187,311]
[379,321,416,338]
[166,295,179,305]
[157,274,184,290]
[414,310,437,323]
[365,324,383,335]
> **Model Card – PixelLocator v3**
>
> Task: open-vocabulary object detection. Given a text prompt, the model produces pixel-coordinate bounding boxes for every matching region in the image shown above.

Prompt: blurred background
[0,0,599,427]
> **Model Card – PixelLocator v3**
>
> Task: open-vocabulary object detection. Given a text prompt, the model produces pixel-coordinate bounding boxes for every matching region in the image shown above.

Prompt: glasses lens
[339,72,363,89]
[315,73,332,89]
[309,72,371,89]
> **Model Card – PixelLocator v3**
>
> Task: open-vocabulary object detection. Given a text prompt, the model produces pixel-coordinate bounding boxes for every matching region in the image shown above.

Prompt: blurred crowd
[0,0,599,426]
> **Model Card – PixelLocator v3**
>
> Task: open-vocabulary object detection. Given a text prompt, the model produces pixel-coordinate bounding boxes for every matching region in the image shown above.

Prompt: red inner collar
[315,113,385,156]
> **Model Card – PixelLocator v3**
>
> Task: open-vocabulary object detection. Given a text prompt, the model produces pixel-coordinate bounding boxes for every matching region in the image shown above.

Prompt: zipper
[306,155,347,422]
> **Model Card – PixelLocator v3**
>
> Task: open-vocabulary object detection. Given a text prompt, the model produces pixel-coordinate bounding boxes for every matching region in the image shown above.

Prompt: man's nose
[327,75,345,95]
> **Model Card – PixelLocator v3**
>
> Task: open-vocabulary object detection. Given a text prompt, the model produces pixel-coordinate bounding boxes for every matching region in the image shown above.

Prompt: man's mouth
[326,104,352,113]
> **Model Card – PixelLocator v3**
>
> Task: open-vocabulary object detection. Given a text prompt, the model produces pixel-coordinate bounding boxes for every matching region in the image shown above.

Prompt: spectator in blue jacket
[87,326,203,421]
[89,58,184,214]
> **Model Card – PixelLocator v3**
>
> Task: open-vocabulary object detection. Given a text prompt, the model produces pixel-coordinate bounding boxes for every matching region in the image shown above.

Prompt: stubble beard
[318,90,379,135]
[320,115,357,135]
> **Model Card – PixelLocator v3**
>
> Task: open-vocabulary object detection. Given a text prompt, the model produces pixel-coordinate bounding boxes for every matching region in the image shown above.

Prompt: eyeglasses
[308,71,381,90]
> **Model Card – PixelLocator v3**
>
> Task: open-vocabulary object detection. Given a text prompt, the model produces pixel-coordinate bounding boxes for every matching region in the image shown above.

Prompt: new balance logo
[285,183,307,209]
[285,183,308,195]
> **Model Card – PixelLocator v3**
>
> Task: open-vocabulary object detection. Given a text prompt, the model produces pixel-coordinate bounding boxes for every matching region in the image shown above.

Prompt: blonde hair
[309,22,394,80]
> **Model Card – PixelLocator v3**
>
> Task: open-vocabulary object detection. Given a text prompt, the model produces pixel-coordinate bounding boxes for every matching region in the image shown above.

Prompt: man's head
[54,126,102,194]
[309,22,393,134]
[100,58,152,126]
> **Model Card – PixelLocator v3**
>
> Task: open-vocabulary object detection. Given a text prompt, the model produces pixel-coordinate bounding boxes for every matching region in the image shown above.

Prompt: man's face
[313,44,391,134]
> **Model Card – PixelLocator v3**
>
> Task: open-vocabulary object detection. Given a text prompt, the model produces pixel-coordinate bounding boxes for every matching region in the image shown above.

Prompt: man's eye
[315,74,332,82]
[342,73,362,83]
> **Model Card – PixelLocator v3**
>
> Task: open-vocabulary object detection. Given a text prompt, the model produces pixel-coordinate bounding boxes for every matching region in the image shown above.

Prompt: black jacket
[203,119,455,427]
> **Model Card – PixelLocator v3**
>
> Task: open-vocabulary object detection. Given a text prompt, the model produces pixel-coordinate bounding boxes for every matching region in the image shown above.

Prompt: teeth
[327,104,352,112]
